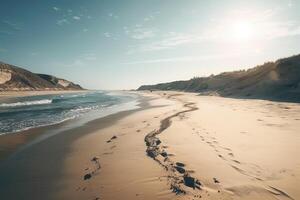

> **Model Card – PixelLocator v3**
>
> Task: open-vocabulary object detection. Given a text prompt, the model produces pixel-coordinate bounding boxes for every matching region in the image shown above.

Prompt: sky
[0,0,300,89]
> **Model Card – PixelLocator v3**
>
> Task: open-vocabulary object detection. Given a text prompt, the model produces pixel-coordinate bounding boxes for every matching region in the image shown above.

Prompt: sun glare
[232,21,254,41]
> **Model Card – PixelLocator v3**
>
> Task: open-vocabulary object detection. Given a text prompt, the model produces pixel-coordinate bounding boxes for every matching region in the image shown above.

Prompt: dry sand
[0,91,299,200]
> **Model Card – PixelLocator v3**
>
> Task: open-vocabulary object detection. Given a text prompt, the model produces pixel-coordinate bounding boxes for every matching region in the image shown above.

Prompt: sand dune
[138,54,300,103]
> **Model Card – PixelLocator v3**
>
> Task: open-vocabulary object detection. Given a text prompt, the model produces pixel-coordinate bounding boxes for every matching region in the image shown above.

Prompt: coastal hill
[0,61,83,91]
[138,54,300,102]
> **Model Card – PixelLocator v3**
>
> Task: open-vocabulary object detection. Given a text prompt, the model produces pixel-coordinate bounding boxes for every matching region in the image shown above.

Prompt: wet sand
[0,91,300,200]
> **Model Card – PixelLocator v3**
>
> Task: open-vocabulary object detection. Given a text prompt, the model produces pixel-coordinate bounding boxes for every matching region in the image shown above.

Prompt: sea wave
[0,99,53,107]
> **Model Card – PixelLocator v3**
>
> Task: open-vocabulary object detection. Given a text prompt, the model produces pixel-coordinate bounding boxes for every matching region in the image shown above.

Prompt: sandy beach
[0,91,300,200]
[2,1,299,199]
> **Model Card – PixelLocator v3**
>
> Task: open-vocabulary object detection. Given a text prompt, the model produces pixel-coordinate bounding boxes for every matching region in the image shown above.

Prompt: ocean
[0,91,139,135]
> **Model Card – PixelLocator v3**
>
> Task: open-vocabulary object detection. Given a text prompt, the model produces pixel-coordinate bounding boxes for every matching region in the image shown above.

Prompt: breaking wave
[0,99,53,107]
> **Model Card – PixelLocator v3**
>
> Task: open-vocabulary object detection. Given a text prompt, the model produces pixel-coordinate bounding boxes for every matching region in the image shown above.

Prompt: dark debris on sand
[144,101,203,195]
[213,177,220,183]
[83,156,102,180]
[84,173,92,180]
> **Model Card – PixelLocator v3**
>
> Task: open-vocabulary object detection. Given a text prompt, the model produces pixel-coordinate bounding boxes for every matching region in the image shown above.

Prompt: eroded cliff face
[0,62,83,91]
[0,70,12,84]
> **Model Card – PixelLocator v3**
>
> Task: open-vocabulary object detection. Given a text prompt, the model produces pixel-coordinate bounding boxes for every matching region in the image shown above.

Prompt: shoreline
[0,90,88,102]
[0,91,142,160]
[0,92,159,200]
[0,91,299,199]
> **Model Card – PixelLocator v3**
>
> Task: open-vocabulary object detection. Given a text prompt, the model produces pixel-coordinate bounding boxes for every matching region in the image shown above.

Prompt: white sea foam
[0,99,53,107]
[0,91,139,135]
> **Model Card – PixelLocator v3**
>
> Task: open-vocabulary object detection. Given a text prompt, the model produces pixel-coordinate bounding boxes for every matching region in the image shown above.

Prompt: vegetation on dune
[138,54,300,102]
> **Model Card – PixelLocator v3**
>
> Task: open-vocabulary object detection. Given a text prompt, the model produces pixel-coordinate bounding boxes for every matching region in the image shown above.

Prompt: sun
[232,21,254,41]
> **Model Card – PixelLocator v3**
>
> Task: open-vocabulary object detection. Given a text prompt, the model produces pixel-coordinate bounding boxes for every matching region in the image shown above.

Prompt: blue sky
[0,0,300,89]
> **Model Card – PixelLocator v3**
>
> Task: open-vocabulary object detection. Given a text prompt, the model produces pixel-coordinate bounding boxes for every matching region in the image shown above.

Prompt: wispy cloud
[123,53,241,65]
[142,12,160,23]
[103,32,111,38]
[83,53,97,61]
[53,7,60,11]
[127,32,203,54]
[204,8,300,41]
[259,22,300,39]
[143,15,155,22]
[108,13,119,19]
[0,30,13,35]
[52,6,91,26]
[54,53,97,68]
[73,16,81,20]
[143,32,200,51]
[127,8,300,54]
[59,59,85,68]
[123,26,130,35]
[131,28,157,40]
[122,24,158,40]
[2,20,21,31]
[123,12,160,39]
[0,20,21,36]
[56,19,69,26]
[103,32,120,40]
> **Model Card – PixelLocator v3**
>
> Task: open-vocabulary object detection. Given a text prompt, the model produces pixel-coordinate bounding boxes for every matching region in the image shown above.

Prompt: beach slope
[0,91,299,200]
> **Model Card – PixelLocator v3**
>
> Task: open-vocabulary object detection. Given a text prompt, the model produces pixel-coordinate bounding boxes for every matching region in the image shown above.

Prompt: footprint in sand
[106,135,118,143]
[228,152,234,157]
[222,147,232,151]
[83,157,101,181]
[230,165,245,174]
[232,159,241,164]
[103,152,113,155]
[218,154,226,160]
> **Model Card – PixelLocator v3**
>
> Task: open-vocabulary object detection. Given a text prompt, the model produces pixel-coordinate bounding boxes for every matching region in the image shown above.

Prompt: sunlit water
[0,91,139,135]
